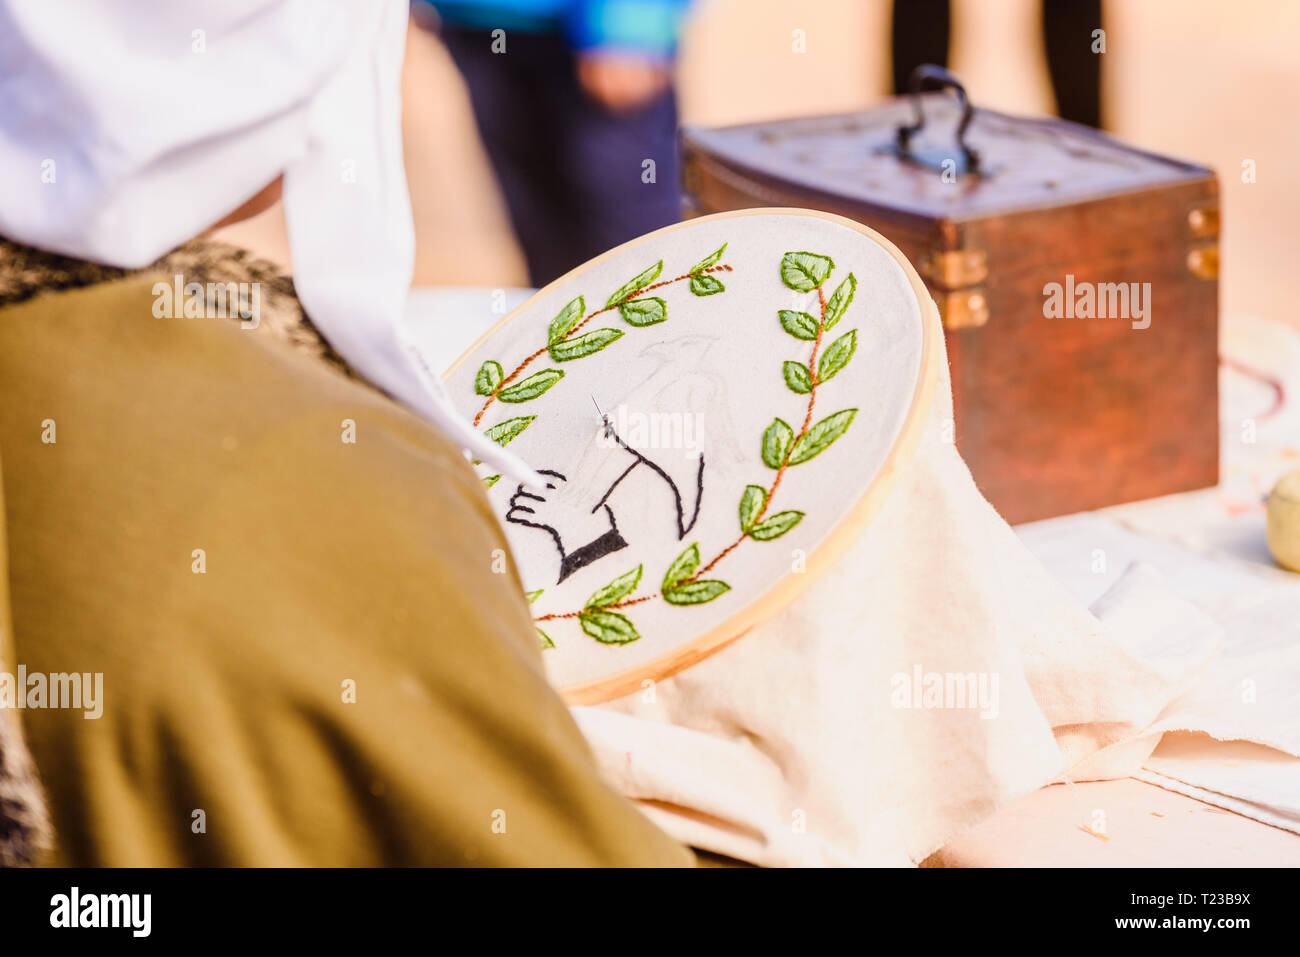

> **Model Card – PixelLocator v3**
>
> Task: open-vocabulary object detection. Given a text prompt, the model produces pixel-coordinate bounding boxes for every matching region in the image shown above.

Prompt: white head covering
[0,0,541,485]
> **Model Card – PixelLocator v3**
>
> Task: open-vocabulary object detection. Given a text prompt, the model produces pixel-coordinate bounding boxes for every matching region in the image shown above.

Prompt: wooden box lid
[682,93,1214,228]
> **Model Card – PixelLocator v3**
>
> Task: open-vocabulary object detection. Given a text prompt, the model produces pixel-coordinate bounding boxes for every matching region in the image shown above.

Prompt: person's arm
[2,274,693,867]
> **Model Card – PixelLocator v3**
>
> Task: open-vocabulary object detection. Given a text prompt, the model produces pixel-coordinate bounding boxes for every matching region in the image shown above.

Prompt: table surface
[925,778,1300,867]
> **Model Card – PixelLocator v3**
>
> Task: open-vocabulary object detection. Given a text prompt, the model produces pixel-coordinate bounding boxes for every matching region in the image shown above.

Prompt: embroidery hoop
[444,208,940,705]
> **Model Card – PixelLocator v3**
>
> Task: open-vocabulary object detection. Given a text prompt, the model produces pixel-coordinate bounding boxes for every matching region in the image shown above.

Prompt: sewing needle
[591,394,613,439]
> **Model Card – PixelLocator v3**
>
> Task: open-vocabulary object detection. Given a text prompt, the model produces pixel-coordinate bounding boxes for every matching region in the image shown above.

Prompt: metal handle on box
[895,64,982,175]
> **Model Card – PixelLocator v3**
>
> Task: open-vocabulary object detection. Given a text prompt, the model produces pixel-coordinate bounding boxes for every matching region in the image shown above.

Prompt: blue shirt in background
[421,0,692,57]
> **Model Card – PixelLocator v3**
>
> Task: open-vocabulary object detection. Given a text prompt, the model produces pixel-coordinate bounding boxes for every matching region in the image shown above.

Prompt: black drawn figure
[506,421,704,584]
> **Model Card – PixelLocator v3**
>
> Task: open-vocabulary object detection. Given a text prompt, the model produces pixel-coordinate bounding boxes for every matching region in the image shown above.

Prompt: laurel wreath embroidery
[471,244,732,491]
[507,249,860,650]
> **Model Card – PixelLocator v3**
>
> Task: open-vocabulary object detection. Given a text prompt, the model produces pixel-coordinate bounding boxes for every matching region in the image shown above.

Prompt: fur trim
[0,237,358,379]
[0,712,50,866]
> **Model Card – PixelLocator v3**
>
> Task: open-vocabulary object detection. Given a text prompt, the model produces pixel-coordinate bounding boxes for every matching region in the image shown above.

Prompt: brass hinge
[1187,245,1219,280]
[918,248,988,289]
[935,288,990,329]
[1187,206,1220,239]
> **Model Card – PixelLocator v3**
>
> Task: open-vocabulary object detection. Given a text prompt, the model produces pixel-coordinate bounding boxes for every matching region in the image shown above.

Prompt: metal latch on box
[918,248,989,329]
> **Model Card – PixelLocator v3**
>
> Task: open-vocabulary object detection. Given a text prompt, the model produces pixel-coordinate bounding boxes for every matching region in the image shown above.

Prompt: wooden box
[681,76,1219,524]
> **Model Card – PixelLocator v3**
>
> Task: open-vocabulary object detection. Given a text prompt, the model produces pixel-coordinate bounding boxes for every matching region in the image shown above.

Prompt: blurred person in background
[414,0,694,285]
[890,0,1100,126]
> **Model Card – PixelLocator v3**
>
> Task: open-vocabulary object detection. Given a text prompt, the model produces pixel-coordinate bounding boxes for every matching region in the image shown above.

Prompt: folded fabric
[1137,735,1300,835]
[1033,562,1224,780]
[1018,508,1300,825]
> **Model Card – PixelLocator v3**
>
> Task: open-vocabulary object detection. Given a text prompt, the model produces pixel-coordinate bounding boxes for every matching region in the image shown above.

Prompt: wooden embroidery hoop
[444,208,941,705]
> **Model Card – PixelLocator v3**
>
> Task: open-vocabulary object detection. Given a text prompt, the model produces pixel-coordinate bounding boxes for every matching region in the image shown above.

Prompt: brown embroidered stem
[686,284,827,583]
[692,535,744,578]
[534,592,659,621]
[473,264,733,426]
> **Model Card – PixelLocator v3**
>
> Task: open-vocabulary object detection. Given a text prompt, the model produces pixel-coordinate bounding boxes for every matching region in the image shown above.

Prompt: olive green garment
[0,275,691,867]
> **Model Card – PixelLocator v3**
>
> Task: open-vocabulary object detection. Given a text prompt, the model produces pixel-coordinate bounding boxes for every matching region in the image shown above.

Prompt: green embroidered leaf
[789,409,857,464]
[662,543,700,592]
[483,474,500,489]
[531,601,553,646]
[585,564,642,609]
[578,608,640,644]
[484,415,535,446]
[662,543,729,605]
[689,274,725,296]
[689,243,727,273]
[548,296,585,344]
[779,309,818,340]
[498,368,564,403]
[783,360,812,394]
[618,297,668,327]
[549,327,623,362]
[824,273,856,330]
[663,579,731,606]
[605,261,663,307]
[780,251,834,291]
[817,330,856,384]
[748,510,804,541]
[762,418,794,469]
[739,484,767,532]
[474,360,503,396]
